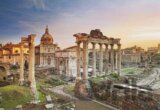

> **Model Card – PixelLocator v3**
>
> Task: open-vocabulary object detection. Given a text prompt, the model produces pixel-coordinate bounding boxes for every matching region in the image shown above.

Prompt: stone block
[45,103,54,110]
[46,95,52,103]
[16,105,22,110]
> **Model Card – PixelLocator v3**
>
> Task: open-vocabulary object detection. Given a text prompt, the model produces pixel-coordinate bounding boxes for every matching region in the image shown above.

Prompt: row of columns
[19,35,36,89]
[77,42,121,80]
[19,35,38,102]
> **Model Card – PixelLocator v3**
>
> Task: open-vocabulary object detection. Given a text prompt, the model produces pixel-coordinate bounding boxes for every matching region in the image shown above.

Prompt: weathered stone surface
[45,103,54,110]
[74,29,121,82]
[16,105,22,110]
[46,95,52,103]
[75,80,91,98]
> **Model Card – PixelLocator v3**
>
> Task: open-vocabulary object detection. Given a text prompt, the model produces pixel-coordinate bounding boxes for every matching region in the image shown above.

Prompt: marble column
[28,35,36,89]
[117,44,121,76]
[104,44,109,74]
[65,59,69,76]
[115,50,118,71]
[110,44,114,73]
[92,42,96,77]
[23,34,38,102]
[83,41,88,80]
[99,43,103,74]
[76,42,81,79]
[19,43,24,85]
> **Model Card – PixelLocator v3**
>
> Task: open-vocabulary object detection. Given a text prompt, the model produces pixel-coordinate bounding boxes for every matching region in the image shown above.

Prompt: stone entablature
[55,51,76,58]
[74,29,120,45]
[74,33,120,45]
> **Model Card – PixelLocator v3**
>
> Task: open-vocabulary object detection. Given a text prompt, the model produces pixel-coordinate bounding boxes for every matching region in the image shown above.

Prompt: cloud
[33,0,46,9]
[24,0,46,10]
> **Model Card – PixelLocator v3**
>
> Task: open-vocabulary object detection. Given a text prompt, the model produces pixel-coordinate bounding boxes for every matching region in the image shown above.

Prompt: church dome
[41,26,54,45]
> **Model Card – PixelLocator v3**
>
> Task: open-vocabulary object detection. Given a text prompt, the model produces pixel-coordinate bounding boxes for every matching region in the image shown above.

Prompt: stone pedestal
[75,80,91,98]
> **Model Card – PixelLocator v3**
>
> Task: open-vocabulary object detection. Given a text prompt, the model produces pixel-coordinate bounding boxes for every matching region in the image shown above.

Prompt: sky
[0,0,160,49]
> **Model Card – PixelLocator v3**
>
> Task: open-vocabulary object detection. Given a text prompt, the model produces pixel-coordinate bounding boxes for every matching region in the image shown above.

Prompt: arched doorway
[0,66,7,80]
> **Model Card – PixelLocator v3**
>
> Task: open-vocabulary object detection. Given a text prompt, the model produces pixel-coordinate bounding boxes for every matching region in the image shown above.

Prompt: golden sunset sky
[0,0,160,49]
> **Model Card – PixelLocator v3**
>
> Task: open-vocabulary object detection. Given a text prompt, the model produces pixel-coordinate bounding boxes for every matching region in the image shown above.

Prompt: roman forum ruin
[19,34,38,101]
[74,29,121,80]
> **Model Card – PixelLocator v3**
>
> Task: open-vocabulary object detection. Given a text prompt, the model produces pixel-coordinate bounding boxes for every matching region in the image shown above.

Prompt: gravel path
[49,84,118,110]
[49,85,77,100]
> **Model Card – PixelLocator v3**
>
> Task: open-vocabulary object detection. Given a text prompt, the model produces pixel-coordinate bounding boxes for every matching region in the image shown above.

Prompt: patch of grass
[46,77,66,86]
[63,84,75,94]
[0,85,32,109]
[36,82,46,102]
[108,73,119,80]
[122,67,143,75]
[89,76,108,84]
[38,90,45,102]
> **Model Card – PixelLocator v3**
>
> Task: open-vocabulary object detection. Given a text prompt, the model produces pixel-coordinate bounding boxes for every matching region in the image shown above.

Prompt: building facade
[0,43,29,65]
[121,45,145,66]
[35,26,60,68]
[148,43,160,54]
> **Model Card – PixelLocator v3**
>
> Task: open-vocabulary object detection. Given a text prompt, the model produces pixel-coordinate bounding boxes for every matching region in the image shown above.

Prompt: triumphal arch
[74,29,121,81]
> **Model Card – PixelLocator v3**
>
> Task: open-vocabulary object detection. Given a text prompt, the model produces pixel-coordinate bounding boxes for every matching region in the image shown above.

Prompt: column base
[30,82,39,102]
[75,79,92,98]
[91,74,96,77]
[76,77,82,83]
[117,71,121,76]
[30,81,36,88]
[76,76,81,80]
[19,79,24,86]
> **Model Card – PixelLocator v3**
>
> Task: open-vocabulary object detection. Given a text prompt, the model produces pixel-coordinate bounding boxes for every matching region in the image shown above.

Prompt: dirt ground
[75,99,112,110]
